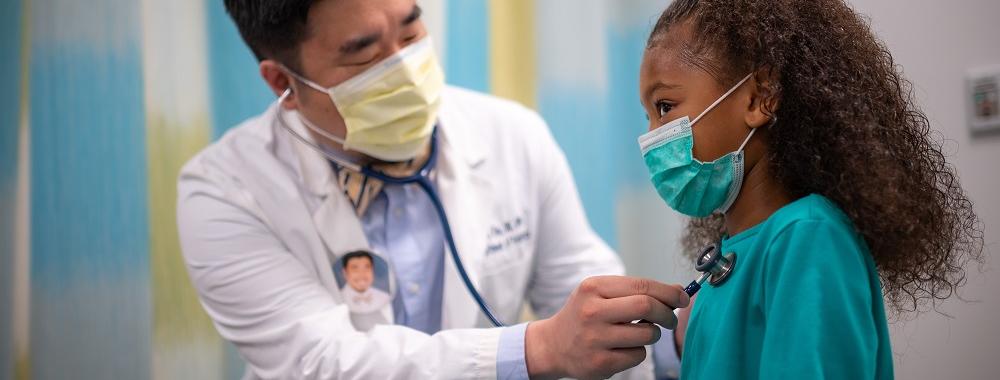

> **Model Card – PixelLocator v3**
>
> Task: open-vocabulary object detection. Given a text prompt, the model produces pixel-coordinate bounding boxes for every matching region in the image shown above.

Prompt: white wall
[845,1,1000,379]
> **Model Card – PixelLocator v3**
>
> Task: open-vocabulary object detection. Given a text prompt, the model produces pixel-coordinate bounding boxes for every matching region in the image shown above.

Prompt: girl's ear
[745,67,781,129]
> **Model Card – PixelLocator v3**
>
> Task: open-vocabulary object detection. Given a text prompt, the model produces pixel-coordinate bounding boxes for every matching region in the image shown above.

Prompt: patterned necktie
[334,145,432,216]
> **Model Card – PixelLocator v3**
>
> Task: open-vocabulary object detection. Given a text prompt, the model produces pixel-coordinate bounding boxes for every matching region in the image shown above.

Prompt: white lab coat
[177,86,654,379]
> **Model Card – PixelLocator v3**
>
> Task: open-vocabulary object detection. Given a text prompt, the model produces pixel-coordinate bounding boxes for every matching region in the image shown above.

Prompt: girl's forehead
[640,45,706,93]
[643,19,732,80]
[642,24,702,78]
[642,45,687,75]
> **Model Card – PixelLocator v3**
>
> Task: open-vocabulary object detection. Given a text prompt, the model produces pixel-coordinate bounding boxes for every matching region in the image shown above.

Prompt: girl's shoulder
[725,193,859,250]
[755,194,873,278]
[770,194,852,231]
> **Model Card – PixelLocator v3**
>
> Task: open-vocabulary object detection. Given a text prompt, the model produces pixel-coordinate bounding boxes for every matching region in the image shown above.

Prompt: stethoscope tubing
[360,161,506,327]
[275,101,506,327]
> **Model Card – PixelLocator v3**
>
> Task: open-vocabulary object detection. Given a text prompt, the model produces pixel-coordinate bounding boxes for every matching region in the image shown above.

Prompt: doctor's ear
[260,60,299,110]
[744,68,781,129]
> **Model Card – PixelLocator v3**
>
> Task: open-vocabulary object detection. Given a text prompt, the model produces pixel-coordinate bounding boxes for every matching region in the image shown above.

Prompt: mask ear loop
[281,65,329,93]
[297,111,348,146]
[279,66,353,148]
[279,86,350,146]
[735,115,778,153]
[691,72,756,126]
[275,87,366,172]
[736,127,757,153]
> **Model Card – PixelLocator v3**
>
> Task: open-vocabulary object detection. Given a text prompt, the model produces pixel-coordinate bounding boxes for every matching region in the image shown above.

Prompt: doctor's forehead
[306,0,419,50]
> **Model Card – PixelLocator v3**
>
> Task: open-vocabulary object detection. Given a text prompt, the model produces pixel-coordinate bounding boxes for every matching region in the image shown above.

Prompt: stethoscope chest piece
[695,244,737,286]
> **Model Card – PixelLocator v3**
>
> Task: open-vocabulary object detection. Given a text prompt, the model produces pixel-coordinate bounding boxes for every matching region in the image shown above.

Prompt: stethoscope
[683,243,738,297]
[274,89,506,327]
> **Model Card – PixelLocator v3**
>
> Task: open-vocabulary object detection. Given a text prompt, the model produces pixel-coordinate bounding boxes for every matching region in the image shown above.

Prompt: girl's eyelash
[656,101,674,117]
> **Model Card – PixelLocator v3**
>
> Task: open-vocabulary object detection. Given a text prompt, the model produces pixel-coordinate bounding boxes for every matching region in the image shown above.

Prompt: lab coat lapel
[280,107,373,297]
[313,195,370,265]
[300,128,396,321]
[436,112,493,329]
[282,106,370,254]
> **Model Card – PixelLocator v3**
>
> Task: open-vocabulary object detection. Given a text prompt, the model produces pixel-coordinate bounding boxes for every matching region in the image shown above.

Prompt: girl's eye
[402,34,419,43]
[656,101,673,118]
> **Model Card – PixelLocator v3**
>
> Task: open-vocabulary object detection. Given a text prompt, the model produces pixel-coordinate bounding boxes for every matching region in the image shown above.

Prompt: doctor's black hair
[648,0,985,315]
[223,0,318,71]
[341,250,375,269]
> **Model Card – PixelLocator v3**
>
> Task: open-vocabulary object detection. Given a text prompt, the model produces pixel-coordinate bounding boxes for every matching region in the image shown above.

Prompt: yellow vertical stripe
[140,1,222,378]
[487,0,536,109]
[14,0,31,378]
[488,0,539,324]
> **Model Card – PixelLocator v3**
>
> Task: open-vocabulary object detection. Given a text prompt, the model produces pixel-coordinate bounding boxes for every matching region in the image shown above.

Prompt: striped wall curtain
[0,1,686,378]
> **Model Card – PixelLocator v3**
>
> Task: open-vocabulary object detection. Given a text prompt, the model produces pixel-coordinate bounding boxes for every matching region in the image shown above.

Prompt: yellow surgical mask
[288,36,444,162]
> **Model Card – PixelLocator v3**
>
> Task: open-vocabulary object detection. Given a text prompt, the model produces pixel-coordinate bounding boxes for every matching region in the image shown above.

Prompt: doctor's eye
[656,101,674,118]
[348,55,379,67]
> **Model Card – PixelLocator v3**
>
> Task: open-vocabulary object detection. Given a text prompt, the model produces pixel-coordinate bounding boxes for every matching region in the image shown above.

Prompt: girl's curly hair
[649,0,985,314]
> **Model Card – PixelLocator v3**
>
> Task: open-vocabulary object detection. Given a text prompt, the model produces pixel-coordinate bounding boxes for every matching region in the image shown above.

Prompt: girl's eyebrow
[643,82,683,101]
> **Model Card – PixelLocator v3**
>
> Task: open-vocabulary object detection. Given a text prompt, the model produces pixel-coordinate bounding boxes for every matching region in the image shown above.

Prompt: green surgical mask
[638,73,756,217]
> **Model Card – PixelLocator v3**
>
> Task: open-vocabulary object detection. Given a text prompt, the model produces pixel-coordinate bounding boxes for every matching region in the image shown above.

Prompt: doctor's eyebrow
[338,5,422,55]
[340,33,382,55]
[402,5,422,26]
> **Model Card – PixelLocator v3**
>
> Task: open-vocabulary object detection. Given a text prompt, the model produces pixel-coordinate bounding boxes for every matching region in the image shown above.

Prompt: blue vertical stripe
[534,2,617,247]
[605,2,689,287]
[29,0,150,378]
[537,88,616,246]
[606,9,661,189]
[445,0,490,92]
[0,0,23,376]
[206,0,273,139]
[535,2,666,249]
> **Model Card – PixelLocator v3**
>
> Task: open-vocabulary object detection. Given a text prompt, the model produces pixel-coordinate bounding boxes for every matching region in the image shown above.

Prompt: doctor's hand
[524,276,690,380]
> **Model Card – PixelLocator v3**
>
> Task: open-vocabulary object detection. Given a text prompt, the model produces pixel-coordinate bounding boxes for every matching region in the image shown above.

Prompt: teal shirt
[680,194,893,379]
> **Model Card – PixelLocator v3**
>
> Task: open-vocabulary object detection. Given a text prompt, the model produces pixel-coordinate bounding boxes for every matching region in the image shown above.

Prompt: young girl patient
[637,0,984,378]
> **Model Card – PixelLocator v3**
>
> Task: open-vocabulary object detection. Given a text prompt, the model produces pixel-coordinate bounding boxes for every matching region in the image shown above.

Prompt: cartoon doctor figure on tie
[177,0,689,379]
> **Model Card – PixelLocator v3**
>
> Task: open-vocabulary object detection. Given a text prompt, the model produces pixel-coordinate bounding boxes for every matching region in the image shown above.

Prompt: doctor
[177,0,688,379]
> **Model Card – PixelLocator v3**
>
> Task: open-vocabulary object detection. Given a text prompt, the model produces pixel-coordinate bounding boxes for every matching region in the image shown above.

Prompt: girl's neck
[724,155,793,236]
